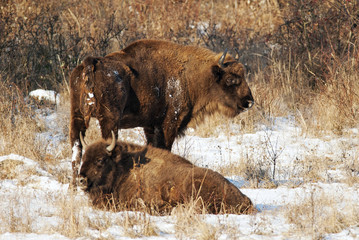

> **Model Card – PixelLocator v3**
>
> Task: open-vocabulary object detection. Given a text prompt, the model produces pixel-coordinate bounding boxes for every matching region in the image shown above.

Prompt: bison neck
[189,83,221,127]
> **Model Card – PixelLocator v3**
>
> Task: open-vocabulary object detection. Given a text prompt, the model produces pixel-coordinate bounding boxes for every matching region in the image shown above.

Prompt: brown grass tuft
[286,185,359,238]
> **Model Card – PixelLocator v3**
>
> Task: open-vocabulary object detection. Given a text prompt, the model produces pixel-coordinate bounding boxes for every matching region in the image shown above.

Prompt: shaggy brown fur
[69,40,254,186]
[70,39,254,152]
[69,56,132,185]
[105,40,254,150]
[70,56,131,144]
[79,138,256,215]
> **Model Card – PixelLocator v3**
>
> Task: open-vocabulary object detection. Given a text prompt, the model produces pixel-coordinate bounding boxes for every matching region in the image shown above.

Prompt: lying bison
[79,132,255,214]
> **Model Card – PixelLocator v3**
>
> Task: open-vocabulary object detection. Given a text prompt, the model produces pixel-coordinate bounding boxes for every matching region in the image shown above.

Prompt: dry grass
[0,160,24,180]
[311,64,359,135]
[172,204,218,239]
[0,80,41,159]
[1,190,33,233]
[0,0,359,238]
[1,0,358,135]
[286,185,359,238]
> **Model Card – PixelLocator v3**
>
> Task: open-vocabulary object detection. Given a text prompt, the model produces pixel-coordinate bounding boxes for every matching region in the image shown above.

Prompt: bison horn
[234,48,240,61]
[106,131,116,152]
[219,49,228,68]
[79,132,88,149]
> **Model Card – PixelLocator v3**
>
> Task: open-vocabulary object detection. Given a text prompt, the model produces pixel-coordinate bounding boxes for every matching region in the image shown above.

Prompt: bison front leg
[70,112,87,189]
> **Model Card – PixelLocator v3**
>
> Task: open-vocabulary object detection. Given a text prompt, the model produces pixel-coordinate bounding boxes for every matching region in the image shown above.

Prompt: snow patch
[1,99,359,239]
[29,89,60,104]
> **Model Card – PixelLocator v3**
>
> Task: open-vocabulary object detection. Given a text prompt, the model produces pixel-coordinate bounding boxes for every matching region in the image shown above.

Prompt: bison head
[78,132,118,193]
[211,50,254,117]
[78,132,146,193]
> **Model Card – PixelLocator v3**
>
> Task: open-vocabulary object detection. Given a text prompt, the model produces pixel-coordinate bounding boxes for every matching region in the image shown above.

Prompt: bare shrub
[0,0,127,91]
[273,0,359,87]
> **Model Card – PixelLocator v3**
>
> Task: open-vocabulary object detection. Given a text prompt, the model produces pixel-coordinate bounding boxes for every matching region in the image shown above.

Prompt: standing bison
[79,132,255,214]
[70,40,254,185]
[105,39,254,149]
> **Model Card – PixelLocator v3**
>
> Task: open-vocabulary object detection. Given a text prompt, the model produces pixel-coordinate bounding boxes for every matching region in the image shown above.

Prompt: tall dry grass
[0,79,40,159]
[0,0,358,237]
[1,0,358,134]
[285,185,359,238]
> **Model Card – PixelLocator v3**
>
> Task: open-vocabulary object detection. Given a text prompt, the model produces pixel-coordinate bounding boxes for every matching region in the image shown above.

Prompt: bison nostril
[241,99,254,109]
[247,100,254,109]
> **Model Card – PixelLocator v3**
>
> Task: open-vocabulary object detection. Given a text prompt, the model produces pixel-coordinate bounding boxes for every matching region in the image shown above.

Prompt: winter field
[1,1,359,239]
[0,89,358,240]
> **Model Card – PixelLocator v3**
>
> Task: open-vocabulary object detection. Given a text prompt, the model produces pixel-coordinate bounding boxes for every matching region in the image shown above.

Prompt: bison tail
[82,57,100,81]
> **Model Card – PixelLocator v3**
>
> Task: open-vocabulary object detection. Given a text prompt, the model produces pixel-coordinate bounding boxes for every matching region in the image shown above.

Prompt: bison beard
[79,133,256,214]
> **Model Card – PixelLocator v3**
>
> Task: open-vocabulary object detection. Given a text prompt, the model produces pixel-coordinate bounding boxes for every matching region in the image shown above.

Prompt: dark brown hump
[83,56,99,70]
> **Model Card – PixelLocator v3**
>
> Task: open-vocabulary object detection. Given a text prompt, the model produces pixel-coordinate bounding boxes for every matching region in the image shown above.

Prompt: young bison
[79,132,256,214]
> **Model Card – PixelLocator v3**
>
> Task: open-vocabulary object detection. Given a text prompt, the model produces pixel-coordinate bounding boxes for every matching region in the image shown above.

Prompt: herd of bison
[69,39,256,214]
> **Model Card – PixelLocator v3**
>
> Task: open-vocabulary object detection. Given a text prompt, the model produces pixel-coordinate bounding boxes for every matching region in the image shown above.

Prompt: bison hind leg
[98,118,119,141]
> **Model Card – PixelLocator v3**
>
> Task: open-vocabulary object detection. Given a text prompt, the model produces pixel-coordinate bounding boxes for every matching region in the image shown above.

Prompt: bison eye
[226,78,241,86]
[96,157,107,166]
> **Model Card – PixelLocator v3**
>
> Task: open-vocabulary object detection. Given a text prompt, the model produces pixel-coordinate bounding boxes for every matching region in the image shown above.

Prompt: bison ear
[83,56,98,71]
[212,65,224,83]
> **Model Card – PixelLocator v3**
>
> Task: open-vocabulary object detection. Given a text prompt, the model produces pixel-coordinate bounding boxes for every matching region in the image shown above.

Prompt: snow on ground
[28,89,60,105]
[0,98,358,239]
